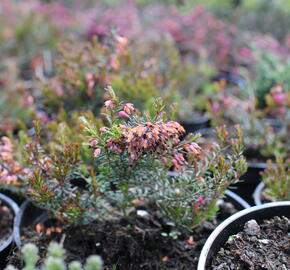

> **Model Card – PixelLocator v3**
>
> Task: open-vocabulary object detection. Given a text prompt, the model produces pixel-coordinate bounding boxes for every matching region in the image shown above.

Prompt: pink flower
[240,47,252,59]
[93,149,101,157]
[23,95,34,107]
[273,93,286,106]
[185,142,201,154]
[197,197,206,206]
[89,139,98,147]
[172,159,178,167]
[104,100,114,108]
[224,96,237,107]
[123,103,134,114]
[5,175,17,185]
[211,102,220,114]
[99,127,107,133]
[109,55,120,71]
[110,144,122,153]
[85,72,93,81]
[87,80,94,89]
[118,111,130,118]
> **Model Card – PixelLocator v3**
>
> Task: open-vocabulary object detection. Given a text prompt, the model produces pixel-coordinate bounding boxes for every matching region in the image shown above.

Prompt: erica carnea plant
[5,242,103,270]
[155,124,247,230]
[24,120,94,224]
[22,87,247,232]
[38,34,181,119]
[80,86,203,220]
[81,87,247,231]
[261,157,290,202]
[0,136,30,186]
[208,82,289,160]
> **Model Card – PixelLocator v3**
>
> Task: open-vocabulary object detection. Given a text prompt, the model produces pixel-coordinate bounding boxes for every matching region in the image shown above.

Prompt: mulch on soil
[211,216,290,270]
[0,199,14,245]
[9,200,237,270]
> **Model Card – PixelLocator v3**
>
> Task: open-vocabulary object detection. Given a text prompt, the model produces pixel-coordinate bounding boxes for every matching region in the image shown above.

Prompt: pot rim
[13,200,29,248]
[0,193,19,252]
[247,162,267,169]
[180,115,210,125]
[197,201,290,270]
[253,181,265,206]
[224,190,251,209]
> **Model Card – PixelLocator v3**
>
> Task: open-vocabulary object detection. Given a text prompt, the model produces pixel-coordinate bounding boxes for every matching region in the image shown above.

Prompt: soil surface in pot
[211,216,290,270]
[0,199,14,245]
[9,200,238,270]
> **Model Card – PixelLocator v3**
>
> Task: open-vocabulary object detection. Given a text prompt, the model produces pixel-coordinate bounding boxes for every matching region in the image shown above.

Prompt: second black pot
[14,201,47,248]
[230,162,267,205]
[180,116,211,135]
[0,193,19,269]
[197,201,290,270]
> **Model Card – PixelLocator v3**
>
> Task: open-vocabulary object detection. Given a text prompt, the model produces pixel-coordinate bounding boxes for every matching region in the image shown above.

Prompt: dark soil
[0,199,14,245]
[9,200,238,270]
[211,216,290,270]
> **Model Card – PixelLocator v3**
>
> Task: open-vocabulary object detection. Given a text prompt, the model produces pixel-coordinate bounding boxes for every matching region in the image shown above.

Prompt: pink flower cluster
[85,2,140,40]
[266,85,290,117]
[160,5,250,69]
[0,137,30,185]
[90,98,202,171]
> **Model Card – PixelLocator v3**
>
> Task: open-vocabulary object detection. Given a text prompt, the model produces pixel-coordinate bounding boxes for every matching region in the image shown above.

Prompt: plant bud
[22,243,39,266]
[44,257,66,270]
[118,111,130,118]
[69,261,82,270]
[93,149,101,157]
[84,255,103,270]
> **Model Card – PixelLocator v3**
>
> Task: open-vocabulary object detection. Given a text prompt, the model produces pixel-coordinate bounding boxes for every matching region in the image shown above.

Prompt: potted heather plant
[253,157,290,205]
[11,88,247,268]
[35,35,182,121]
[0,66,35,136]
[0,135,30,203]
[207,81,289,204]
[0,193,19,269]
[33,33,218,133]
[0,136,23,267]
[0,0,77,81]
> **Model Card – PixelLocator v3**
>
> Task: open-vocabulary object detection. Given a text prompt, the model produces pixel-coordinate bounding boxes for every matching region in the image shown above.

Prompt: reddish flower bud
[123,103,134,114]
[104,100,114,108]
[273,93,286,106]
[85,72,93,81]
[89,139,98,147]
[197,197,205,206]
[93,148,101,157]
[118,111,130,118]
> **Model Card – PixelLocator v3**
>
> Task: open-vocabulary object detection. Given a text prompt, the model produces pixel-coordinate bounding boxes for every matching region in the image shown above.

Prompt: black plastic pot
[0,193,19,269]
[197,201,290,270]
[230,162,267,206]
[263,118,283,132]
[14,201,47,248]
[253,181,266,206]
[211,72,246,88]
[0,186,25,205]
[180,116,211,134]
[224,190,250,210]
